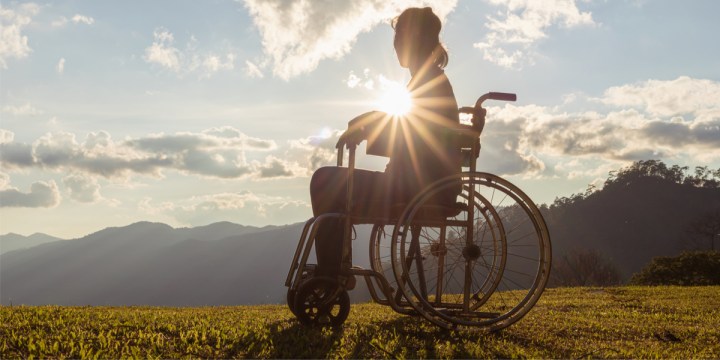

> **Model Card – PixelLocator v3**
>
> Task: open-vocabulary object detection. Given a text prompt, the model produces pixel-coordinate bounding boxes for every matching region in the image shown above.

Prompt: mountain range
[0,221,378,306]
[2,160,719,306]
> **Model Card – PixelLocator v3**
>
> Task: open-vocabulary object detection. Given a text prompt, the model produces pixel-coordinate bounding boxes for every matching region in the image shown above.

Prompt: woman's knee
[311,167,346,193]
[310,167,347,215]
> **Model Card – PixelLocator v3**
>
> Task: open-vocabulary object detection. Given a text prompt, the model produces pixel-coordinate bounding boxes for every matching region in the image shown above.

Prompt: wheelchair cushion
[352,201,465,224]
[400,201,465,221]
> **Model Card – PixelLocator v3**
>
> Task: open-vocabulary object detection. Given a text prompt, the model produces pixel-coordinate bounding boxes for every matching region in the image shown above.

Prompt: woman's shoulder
[410,68,455,96]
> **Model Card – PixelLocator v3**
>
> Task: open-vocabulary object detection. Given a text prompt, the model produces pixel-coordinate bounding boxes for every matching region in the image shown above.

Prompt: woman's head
[393,7,448,71]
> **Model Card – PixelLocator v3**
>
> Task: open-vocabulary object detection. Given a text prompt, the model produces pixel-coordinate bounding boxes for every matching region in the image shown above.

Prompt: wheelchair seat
[391,201,464,220]
[353,201,465,225]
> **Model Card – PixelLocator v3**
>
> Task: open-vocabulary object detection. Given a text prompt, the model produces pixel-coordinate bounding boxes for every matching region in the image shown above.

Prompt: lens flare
[375,78,412,116]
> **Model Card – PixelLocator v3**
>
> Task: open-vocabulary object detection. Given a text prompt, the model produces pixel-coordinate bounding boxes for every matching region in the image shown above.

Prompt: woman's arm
[336,111,387,148]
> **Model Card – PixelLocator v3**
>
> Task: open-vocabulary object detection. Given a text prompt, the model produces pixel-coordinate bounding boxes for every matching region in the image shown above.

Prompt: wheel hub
[462,244,481,260]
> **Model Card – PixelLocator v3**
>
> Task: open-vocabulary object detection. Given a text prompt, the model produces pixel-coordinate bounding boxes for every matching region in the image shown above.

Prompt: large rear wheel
[391,172,551,331]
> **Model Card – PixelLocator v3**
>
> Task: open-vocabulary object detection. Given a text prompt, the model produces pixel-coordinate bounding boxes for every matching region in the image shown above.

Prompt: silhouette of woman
[310,7,460,279]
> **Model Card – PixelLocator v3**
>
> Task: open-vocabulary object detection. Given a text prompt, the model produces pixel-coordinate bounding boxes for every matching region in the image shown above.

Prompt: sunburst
[375,78,412,116]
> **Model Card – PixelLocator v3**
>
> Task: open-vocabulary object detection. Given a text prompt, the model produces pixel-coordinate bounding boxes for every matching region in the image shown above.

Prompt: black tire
[287,265,316,317]
[293,277,351,327]
[287,289,298,316]
[391,172,551,331]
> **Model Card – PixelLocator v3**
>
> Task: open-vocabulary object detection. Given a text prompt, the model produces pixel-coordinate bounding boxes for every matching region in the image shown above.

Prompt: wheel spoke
[390,173,551,330]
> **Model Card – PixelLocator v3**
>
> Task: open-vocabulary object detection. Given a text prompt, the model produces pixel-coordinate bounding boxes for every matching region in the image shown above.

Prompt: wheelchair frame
[285,92,552,331]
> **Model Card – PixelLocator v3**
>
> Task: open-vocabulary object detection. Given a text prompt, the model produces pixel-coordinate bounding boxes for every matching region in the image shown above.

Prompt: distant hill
[2,160,718,305]
[0,220,376,306]
[544,160,720,280]
[0,233,64,255]
[0,221,293,305]
[175,221,276,241]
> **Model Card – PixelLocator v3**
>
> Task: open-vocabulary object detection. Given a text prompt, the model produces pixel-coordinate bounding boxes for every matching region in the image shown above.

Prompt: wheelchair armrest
[459,106,486,135]
[455,126,481,148]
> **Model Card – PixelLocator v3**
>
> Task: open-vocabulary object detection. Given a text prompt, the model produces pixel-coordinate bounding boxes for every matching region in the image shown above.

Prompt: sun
[375,79,412,116]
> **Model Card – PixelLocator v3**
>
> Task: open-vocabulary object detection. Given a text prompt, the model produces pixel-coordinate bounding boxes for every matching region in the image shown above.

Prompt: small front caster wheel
[287,289,298,316]
[293,276,350,327]
[287,265,316,316]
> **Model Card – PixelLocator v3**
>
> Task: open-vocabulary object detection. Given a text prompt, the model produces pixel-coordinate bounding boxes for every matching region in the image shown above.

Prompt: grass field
[2,286,719,359]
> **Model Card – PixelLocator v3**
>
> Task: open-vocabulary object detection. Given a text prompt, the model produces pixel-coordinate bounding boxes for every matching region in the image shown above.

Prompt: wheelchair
[285,92,552,331]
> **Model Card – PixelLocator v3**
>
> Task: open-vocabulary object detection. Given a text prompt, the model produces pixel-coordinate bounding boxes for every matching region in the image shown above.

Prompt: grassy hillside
[1,286,718,359]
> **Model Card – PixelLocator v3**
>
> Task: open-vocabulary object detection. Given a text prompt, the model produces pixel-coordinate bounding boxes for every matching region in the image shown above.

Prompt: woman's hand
[336,111,386,148]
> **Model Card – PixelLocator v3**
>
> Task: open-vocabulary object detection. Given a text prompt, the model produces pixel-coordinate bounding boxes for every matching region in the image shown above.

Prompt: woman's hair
[392,7,449,69]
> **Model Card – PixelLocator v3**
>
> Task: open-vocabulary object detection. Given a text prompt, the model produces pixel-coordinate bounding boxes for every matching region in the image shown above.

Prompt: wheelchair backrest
[457,92,516,167]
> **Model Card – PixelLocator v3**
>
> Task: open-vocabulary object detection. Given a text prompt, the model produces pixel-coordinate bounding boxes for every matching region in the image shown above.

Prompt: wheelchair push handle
[459,92,516,117]
[475,92,516,108]
[457,92,516,135]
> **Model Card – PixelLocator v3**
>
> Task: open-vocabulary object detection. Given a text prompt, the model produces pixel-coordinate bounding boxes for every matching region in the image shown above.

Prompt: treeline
[550,160,720,210]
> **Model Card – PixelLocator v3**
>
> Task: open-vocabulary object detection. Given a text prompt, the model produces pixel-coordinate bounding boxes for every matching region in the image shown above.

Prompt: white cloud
[242,0,457,79]
[0,127,318,180]
[288,129,344,174]
[346,72,361,88]
[71,14,94,25]
[52,14,94,27]
[1,103,43,116]
[143,28,237,77]
[138,197,175,216]
[254,155,303,178]
[144,28,181,71]
[0,180,60,208]
[203,54,235,73]
[139,190,309,225]
[57,57,65,74]
[484,102,719,177]
[563,165,610,181]
[0,2,40,68]
[474,0,595,69]
[63,173,102,203]
[51,16,68,28]
[245,60,264,78]
[191,191,295,211]
[0,171,10,189]
[0,129,13,144]
[345,68,375,90]
[598,76,720,117]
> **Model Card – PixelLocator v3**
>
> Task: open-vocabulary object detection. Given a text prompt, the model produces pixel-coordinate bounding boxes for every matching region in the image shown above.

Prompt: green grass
[2,286,719,359]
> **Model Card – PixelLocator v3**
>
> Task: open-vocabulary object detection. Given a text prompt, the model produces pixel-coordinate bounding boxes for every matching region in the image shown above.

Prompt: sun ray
[375,79,412,116]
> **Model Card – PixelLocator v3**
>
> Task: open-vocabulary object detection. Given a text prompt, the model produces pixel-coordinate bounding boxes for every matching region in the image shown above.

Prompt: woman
[310,7,461,278]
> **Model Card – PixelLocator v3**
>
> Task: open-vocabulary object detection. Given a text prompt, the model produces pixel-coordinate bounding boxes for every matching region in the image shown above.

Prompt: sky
[1,0,719,239]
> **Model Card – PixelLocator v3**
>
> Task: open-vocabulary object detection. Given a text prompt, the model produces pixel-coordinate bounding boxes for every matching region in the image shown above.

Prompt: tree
[630,251,720,286]
[604,160,720,189]
[549,249,621,287]
[683,166,720,188]
[683,209,720,251]
[604,160,687,188]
